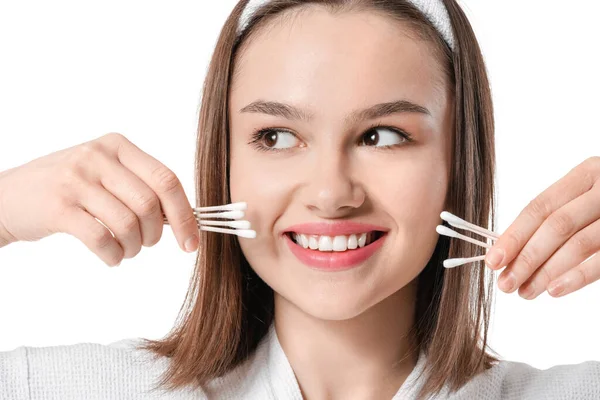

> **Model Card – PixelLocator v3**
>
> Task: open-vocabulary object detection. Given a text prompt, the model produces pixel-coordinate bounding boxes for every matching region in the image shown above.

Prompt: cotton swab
[162,201,256,239]
[200,225,257,239]
[440,211,499,240]
[437,211,500,269]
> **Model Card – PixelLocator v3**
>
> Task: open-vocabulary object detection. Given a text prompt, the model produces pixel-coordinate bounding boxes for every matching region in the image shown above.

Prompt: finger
[498,184,600,295]
[77,179,142,260]
[95,155,164,248]
[104,134,198,253]
[485,159,597,273]
[519,216,600,299]
[57,206,124,267]
[546,251,600,297]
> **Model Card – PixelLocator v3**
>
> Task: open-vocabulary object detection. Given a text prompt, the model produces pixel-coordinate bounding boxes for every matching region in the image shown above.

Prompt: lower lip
[284,233,387,271]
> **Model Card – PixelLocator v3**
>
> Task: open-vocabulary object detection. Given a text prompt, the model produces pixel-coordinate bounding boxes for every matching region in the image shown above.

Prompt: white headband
[237,0,455,51]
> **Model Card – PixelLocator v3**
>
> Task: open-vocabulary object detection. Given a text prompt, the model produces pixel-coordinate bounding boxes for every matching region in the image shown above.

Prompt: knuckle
[78,141,99,155]
[152,166,180,193]
[169,211,196,228]
[54,198,74,221]
[546,211,576,237]
[144,226,164,247]
[581,168,597,189]
[578,157,600,187]
[57,165,86,193]
[538,266,554,285]
[122,244,142,260]
[51,200,74,232]
[103,132,127,143]
[53,199,69,219]
[62,145,100,181]
[575,267,591,287]
[583,156,600,170]
[76,141,106,160]
[504,229,524,253]
[119,212,139,232]
[525,197,552,220]
[180,212,197,227]
[108,256,123,267]
[93,228,114,250]
[515,248,538,273]
[134,193,160,217]
[129,248,142,259]
[571,233,595,255]
[147,235,161,247]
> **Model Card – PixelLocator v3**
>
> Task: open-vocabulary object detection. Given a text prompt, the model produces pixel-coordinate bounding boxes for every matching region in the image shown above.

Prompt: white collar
[260,322,430,399]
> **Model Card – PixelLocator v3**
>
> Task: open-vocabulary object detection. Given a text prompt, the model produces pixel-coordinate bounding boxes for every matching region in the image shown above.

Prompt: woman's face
[229,7,453,320]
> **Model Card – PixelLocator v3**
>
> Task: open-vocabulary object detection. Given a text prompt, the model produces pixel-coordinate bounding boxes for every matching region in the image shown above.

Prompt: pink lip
[283,221,389,236]
[283,232,388,271]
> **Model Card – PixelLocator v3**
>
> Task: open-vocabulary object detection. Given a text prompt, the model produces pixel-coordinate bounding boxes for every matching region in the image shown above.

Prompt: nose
[303,150,366,216]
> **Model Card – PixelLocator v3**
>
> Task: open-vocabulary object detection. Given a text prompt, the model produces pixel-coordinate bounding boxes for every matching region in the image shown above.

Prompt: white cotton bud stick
[195,210,245,220]
[436,225,491,249]
[440,211,499,241]
[200,226,256,239]
[194,202,247,212]
[198,220,251,229]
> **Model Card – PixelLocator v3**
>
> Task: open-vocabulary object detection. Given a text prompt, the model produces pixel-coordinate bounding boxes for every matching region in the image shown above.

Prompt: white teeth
[300,234,309,249]
[291,231,379,252]
[347,234,358,249]
[332,236,347,252]
[358,233,367,248]
[318,236,333,251]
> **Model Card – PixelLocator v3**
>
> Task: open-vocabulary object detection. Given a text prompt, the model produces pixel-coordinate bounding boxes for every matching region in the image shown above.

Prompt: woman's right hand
[0,132,199,266]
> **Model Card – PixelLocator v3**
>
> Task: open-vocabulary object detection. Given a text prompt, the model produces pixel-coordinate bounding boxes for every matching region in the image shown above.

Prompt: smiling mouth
[285,231,385,252]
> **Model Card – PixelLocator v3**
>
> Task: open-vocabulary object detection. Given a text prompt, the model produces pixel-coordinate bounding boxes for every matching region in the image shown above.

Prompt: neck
[274,279,419,400]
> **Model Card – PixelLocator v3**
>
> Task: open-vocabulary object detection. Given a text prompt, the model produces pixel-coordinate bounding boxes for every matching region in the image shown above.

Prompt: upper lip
[283,221,389,236]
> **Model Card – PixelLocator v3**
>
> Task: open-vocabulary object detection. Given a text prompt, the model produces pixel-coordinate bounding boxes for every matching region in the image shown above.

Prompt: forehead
[230,6,449,118]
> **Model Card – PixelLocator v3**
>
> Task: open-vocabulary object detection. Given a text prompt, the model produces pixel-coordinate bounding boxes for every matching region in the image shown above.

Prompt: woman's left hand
[484,156,600,300]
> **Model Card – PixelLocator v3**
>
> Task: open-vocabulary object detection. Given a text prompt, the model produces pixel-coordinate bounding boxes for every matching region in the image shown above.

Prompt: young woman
[1,1,600,399]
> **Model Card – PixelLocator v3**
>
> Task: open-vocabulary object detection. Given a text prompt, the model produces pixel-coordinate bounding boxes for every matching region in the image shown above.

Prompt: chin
[286,287,384,321]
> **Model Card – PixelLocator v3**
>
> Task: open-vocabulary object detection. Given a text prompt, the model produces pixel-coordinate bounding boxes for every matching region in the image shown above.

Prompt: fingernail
[548,281,565,296]
[485,248,505,269]
[499,272,516,292]
[520,282,536,299]
[184,235,199,252]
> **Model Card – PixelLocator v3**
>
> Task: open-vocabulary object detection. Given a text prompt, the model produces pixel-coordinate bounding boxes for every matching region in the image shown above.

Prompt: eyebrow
[239,99,431,123]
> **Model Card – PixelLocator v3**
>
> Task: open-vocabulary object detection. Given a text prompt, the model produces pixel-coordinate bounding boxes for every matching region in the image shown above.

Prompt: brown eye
[264,131,277,147]
[249,128,300,152]
[363,131,380,146]
[262,130,298,149]
[361,127,410,148]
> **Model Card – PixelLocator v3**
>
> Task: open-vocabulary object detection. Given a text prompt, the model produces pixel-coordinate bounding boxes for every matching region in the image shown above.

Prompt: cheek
[373,157,448,275]
[229,145,293,267]
[230,148,294,227]
[381,159,447,224]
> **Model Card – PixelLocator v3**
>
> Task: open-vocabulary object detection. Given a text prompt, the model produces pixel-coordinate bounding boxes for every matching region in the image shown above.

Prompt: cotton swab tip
[229,202,248,211]
[228,220,251,229]
[237,229,257,239]
[440,211,464,226]
[443,258,467,268]
[215,210,245,219]
[436,225,458,238]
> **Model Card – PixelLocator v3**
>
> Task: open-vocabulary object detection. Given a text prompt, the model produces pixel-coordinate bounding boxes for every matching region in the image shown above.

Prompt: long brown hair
[137,1,499,399]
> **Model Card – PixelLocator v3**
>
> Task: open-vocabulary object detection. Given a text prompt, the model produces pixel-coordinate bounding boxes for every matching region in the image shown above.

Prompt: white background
[0,1,599,370]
